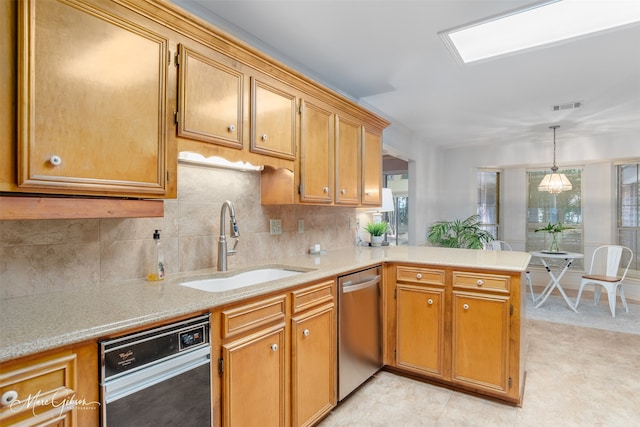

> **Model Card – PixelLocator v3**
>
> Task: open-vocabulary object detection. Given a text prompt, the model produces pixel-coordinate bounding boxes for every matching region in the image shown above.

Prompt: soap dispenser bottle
[148,229,165,281]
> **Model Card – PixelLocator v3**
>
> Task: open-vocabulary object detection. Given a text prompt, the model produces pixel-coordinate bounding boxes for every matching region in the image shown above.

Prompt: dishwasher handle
[342,275,380,293]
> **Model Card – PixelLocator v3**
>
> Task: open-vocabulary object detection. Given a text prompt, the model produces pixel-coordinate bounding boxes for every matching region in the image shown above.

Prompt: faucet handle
[228,237,239,255]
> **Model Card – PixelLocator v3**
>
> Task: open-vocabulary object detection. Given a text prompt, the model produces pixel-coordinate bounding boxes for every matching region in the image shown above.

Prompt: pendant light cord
[550,125,559,172]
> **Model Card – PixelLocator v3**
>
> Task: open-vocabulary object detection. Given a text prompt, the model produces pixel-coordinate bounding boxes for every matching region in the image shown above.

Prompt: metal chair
[574,245,633,317]
[484,240,535,301]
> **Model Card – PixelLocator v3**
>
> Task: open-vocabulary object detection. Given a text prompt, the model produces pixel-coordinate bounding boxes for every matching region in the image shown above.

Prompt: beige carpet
[526,294,640,335]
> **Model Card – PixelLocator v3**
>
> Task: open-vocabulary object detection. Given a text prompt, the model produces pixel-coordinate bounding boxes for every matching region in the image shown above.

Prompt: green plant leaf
[427,214,494,249]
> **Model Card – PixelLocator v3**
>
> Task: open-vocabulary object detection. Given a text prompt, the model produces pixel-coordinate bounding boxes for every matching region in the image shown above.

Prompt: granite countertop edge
[0,246,531,362]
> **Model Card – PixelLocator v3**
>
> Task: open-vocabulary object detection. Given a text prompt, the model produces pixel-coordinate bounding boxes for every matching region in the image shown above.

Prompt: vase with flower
[534,222,573,253]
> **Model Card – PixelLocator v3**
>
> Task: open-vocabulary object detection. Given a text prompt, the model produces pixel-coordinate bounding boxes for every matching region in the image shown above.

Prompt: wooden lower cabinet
[396,284,445,378]
[452,291,510,393]
[222,324,287,427]
[291,304,335,427]
[217,280,337,427]
[0,342,98,427]
[390,264,524,405]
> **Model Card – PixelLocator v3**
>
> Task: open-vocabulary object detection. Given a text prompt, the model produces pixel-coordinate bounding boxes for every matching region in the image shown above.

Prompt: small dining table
[529,251,584,312]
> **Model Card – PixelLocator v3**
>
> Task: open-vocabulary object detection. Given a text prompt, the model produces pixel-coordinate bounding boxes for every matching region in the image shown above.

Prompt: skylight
[439,0,640,64]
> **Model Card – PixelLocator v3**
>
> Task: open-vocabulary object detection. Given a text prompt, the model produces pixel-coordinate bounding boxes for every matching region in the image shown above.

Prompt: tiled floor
[319,319,640,426]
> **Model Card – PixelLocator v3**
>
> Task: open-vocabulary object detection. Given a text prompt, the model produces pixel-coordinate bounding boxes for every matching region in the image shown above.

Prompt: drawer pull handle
[416,273,423,279]
[270,343,278,352]
[476,279,484,286]
[261,134,268,141]
[1,390,18,407]
[463,303,470,310]
[49,155,62,166]
[427,298,433,305]
[303,329,310,337]
[228,124,235,132]
[323,187,329,193]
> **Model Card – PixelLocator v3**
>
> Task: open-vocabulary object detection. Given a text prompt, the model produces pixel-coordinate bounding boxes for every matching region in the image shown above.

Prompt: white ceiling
[170,0,640,150]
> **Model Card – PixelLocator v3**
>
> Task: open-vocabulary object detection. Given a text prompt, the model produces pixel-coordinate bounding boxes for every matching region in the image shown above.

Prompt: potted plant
[534,222,573,252]
[364,222,389,247]
[427,214,494,249]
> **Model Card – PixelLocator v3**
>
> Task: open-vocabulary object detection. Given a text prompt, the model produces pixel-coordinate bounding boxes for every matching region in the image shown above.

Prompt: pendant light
[538,125,572,193]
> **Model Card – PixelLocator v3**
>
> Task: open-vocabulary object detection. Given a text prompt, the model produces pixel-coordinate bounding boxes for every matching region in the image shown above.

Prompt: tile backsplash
[0,164,356,299]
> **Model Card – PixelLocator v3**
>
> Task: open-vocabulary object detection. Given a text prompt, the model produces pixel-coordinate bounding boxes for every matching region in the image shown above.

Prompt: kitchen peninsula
[0,246,530,426]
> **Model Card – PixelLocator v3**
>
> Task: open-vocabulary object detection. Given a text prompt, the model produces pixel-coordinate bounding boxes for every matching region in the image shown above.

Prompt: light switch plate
[298,219,304,233]
[270,219,282,235]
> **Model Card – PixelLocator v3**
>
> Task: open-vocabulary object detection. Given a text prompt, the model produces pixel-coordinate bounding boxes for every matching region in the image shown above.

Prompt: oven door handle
[342,275,380,293]
[102,346,210,404]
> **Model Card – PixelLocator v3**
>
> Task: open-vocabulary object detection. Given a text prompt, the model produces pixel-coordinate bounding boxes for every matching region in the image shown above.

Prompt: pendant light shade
[538,125,572,194]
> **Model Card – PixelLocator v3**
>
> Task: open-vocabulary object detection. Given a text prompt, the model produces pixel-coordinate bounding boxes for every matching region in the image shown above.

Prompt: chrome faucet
[217,200,240,271]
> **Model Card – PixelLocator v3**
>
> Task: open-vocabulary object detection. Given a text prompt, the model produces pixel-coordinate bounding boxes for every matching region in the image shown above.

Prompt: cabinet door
[18,0,169,196]
[452,292,510,393]
[396,284,444,377]
[222,324,286,427]
[362,128,382,206]
[335,115,362,205]
[291,304,335,427]
[299,99,334,203]
[252,78,296,159]
[177,44,243,148]
[0,352,76,426]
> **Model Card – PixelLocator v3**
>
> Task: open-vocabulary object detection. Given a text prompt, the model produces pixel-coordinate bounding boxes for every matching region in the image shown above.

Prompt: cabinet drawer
[222,294,287,339]
[0,353,76,423]
[291,280,335,314]
[453,271,510,292]
[396,266,445,286]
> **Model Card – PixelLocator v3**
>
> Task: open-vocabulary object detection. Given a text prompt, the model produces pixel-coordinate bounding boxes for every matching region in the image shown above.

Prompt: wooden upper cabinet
[17,0,171,197]
[251,78,296,160]
[362,128,382,206]
[177,44,243,149]
[299,99,334,204]
[335,115,362,205]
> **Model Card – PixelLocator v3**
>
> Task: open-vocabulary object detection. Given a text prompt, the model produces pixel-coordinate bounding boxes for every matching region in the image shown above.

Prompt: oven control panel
[179,326,206,350]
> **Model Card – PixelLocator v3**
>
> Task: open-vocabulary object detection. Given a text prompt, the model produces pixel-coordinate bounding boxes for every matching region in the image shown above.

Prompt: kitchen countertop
[0,246,530,362]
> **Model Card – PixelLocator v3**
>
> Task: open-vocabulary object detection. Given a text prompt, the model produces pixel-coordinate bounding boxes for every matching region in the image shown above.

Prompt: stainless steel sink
[178,267,308,292]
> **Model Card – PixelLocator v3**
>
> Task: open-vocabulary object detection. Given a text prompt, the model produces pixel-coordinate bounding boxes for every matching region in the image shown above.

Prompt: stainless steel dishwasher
[338,266,383,401]
[99,314,211,426]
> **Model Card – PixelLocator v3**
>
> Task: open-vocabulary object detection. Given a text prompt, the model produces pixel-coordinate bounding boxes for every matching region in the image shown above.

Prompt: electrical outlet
[270,219,282,235]
[350,217,359,230]
[298,219,304,233]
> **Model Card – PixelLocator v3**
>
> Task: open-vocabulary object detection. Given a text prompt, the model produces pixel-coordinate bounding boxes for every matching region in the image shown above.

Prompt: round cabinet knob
[303,329,310,337]
[1,390,18,407]
[427,298,433,305]
[228,125,235,132]
[323,187,329,193]
[340,189,347,195]
[463,303,470,310]
[365,192,371,196]
[49,155,62,166]
[270,344,278,352]
[416,273,423,280]
[261,134,268,141]
[476,279,484,287]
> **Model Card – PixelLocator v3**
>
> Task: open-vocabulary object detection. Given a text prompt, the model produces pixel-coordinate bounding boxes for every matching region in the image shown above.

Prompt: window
[617,163,640,275]
[526,169,583,266]
[477,170,499,238]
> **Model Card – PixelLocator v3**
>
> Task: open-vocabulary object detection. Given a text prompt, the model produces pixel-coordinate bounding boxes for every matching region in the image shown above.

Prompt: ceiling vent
[552,101,583,111]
